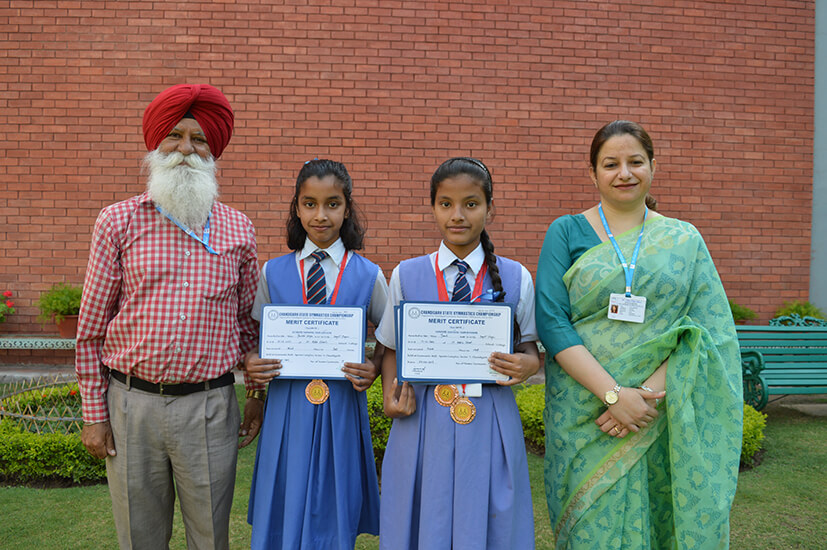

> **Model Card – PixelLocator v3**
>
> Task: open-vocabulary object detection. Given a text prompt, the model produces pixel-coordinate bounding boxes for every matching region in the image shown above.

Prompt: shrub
[36,283,82,323]
[0,380,106,484]
[366,379,391,475]
[515,383,545,452]
[0,420,106,483]
[741,403,767,467]
[729,299,757,323]
[773,300,825,320]
[512,384,767,468]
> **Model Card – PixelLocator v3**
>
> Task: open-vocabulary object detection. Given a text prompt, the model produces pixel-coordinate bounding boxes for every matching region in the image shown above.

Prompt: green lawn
[0,388,824,549]
[730,402,827,549]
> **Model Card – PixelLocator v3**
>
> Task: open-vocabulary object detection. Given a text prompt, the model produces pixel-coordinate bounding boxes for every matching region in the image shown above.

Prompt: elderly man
[76,83,265,549]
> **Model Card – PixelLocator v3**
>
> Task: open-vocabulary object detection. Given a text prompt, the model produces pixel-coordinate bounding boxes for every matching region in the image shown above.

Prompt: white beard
[144,150,219,230]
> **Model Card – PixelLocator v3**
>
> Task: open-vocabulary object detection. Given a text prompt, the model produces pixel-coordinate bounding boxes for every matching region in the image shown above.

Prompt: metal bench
[737,315,827,410]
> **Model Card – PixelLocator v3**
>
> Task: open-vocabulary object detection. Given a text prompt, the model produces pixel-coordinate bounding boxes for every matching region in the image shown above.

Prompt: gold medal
[434,384,459,407]
[305,379,330,405]
[450,397,476,424]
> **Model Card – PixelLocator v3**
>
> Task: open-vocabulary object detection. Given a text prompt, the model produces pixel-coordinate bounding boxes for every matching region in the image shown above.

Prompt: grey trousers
[106,377,240,550]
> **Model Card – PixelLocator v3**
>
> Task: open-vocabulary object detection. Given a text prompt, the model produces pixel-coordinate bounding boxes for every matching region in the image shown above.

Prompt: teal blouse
[535,214,602,357]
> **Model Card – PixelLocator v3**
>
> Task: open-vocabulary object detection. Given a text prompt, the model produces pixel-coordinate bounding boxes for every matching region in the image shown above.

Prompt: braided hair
[430,157,505,303]
[286,159,365,251]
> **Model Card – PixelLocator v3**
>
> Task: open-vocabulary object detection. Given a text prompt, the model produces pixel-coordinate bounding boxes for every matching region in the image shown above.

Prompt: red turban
[142,84,234,159]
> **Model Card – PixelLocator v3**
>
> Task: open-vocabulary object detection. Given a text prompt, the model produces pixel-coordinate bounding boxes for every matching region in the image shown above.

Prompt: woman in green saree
[536,121,743,549]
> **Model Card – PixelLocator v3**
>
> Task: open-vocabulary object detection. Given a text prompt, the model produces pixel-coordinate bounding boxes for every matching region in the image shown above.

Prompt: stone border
[0,336,75,350]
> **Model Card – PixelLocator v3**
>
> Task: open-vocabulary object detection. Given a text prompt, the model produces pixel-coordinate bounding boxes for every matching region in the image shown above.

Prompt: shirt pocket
[202,253,241,302]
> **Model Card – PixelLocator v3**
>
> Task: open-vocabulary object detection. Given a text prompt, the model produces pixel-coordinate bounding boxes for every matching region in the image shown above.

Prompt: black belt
[110,370,235,396]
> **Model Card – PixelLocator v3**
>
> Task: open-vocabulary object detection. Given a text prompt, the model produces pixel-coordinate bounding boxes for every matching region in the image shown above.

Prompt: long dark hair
[286,159,365,251]
[590,120,658,210]
[430,157,505,303]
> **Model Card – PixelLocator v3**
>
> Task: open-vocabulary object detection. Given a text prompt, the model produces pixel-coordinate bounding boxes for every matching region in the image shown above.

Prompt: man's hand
[244,350,282,385]
[81,421,117,459]
[238,397,264,448]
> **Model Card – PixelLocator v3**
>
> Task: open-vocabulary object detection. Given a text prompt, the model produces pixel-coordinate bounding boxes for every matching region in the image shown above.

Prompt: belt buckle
[159,383,168,396]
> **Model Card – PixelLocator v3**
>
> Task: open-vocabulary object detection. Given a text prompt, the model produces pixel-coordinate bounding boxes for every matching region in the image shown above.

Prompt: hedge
[512,384,768,468]
[0,381,105,484]
[0,420,106,483]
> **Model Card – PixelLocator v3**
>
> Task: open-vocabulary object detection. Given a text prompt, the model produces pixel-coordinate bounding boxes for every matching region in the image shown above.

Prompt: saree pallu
[543,217,743,549]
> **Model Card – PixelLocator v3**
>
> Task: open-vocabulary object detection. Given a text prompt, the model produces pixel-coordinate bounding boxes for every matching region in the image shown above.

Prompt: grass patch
[0,386,824,548]
[730,404,827,549]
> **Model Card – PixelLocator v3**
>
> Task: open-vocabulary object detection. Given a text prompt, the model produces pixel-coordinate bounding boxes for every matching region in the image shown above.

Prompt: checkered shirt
[75,192,262,423]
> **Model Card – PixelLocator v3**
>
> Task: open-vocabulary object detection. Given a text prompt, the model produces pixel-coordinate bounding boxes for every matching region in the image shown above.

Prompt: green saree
[540,216,742,549]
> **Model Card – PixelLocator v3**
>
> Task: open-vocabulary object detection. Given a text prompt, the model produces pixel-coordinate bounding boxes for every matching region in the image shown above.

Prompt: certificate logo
[267,309,279,321]
[408,307,421,319]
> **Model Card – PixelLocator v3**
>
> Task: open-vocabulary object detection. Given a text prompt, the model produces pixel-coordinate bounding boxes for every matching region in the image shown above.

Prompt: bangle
[246,389,266,401]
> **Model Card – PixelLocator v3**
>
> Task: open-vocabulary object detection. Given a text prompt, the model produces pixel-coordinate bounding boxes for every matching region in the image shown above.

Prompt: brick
[0,0,815,351]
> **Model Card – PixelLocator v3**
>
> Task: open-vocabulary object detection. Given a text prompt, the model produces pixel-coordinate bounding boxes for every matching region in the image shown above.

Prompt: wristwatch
[604,384,621,405]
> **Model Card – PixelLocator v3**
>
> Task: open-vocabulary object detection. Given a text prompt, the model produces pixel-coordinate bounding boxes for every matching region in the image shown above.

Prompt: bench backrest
[735,326,827,390]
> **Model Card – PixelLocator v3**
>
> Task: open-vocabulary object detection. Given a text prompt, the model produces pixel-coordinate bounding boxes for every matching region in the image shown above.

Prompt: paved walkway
[0,364,75,384]
[766,394,827,417]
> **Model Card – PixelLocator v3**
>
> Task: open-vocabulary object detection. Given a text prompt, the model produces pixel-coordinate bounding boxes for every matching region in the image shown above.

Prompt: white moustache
[152,151,214,171]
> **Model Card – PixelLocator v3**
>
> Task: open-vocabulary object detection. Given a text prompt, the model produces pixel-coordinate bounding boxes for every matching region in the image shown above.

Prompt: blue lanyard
[597,203,647,297]
[155,205,219,255]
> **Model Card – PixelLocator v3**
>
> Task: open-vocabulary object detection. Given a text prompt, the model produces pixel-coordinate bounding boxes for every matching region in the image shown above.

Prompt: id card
[608,293,646,323]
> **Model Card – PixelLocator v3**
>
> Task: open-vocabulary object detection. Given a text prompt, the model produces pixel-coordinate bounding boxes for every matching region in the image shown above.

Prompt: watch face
[605,391,618,405]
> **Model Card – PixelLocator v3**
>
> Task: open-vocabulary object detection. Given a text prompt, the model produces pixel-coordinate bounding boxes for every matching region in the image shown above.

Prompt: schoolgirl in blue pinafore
[248,248,382,549]
[246,159,385,550]
[376,157,540,550]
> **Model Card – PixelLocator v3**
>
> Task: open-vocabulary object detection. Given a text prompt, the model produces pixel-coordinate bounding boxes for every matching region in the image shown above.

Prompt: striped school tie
[306,250,328,304]
[451,260,472,302]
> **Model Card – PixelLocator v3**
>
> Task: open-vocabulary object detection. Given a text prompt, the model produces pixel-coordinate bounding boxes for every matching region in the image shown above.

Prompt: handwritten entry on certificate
[397,301,513,383]
[259,305,366,379]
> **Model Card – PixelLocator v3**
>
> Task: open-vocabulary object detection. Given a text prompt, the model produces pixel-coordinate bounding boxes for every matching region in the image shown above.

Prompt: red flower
[2,291,11,298]
[69,389,78,396]
[5,301,13,308]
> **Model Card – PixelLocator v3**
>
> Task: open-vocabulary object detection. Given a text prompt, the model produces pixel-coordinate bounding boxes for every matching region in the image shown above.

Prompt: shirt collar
[437,241,485,274]
[299,238,346,266]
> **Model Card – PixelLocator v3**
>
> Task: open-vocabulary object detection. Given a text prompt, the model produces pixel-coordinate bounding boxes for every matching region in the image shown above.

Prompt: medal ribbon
[155,204,218,255]
[300,250,348,305]
[598,203,647,297]
[434,252,487,303]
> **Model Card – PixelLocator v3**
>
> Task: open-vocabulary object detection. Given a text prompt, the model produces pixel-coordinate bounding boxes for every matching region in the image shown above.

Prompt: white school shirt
[375,241,538,350]
[251,237,388,327]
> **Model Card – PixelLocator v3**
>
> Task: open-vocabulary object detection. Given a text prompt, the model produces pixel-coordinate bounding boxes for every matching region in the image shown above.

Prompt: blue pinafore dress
[379,254,535,550]
[248,251,381,550]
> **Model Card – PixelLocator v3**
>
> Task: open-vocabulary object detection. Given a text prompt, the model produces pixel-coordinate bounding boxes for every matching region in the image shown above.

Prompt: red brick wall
[0,1,814,355]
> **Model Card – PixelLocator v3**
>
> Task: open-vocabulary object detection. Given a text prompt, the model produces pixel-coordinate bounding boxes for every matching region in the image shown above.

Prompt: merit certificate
[259,304,366,379]
[396,301,513,383]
